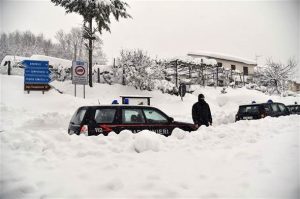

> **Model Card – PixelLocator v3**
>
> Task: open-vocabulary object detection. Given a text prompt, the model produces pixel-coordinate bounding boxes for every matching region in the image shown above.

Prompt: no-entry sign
[72,61,88,85]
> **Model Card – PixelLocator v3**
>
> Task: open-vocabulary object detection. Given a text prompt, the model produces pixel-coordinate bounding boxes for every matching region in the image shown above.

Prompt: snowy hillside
[1,75,299,199]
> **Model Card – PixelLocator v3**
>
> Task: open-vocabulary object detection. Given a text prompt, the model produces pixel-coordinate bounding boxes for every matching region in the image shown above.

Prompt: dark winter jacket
[192,98,212,127]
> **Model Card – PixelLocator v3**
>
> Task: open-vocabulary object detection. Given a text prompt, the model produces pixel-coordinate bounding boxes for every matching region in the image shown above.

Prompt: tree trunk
[88,19,93,87]
[74,44,77,61]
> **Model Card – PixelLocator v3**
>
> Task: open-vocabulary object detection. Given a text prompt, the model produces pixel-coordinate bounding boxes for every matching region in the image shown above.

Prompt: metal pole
[83,85,85,99]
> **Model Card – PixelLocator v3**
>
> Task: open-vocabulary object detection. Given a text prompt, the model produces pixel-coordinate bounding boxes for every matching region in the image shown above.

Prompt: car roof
[78,104,155,109]
[239,102,281,107]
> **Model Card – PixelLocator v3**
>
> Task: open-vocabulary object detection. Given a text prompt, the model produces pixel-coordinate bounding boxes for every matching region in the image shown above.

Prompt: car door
[142,107,172,136]
[120,108,147,133]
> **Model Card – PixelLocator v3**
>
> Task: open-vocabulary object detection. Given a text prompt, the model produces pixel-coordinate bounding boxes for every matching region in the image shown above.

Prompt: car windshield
[239,105,260,114]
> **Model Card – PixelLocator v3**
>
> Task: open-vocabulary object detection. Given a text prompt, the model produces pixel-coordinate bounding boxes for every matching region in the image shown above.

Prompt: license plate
[243,116,253,120]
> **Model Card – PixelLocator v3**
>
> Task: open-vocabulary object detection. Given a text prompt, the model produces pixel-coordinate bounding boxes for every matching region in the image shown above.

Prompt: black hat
[198,94,205,100]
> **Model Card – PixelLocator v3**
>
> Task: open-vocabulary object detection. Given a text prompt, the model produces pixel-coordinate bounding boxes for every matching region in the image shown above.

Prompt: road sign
[25,68,51,75]
[72,61,88,85]
[24,84,51,91]
[23,60,51,92]
[23,60,49,68]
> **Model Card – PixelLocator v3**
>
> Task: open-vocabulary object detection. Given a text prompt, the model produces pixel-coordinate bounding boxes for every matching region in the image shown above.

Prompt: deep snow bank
[1,114,299,198]
[1,74,299,198]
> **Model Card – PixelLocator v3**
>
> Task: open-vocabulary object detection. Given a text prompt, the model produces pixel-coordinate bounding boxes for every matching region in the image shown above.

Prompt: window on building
[243,66,248,75]
[231,65,236,70]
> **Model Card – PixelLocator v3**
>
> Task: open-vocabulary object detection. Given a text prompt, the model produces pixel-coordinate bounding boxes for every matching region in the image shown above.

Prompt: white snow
[30,54,72,69]
[0,55,28,67]
[169,56,217,66]
[0,74,299,198]
[188,51,257,65]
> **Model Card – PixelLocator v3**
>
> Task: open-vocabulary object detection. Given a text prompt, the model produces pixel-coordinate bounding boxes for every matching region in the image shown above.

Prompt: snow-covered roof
[188,51,257,65]
[169,56,217,66]
[30,55,72,69]
[0,55,28,66]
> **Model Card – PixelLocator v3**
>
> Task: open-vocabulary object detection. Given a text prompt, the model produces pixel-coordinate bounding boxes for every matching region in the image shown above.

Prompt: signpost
[72,61,88,98]
[23,60,51,94]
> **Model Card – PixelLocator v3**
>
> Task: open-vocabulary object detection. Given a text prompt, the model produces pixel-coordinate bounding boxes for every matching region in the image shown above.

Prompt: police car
[286,104,300,115]
[68,105,197,136]
[235,101,290,121]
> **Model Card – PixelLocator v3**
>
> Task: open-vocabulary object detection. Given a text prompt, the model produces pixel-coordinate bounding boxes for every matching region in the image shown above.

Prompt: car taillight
[80,125,89,136]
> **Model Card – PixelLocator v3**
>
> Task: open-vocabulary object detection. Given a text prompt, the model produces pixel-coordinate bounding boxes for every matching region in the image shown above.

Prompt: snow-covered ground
[1,75,299,199]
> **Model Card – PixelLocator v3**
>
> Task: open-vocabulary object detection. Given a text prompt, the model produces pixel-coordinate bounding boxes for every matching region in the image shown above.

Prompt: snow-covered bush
[254,58,297,95]
[116,49,166,91]
[153,79,176,94]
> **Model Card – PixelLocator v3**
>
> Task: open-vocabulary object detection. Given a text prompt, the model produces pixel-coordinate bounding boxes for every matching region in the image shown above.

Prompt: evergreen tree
[51,0,131,87]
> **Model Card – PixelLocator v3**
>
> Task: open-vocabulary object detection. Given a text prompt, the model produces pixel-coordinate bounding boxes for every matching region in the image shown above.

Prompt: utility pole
[175,60,178,88]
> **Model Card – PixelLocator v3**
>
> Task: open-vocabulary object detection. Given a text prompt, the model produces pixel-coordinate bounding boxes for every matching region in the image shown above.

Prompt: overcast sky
[1,0,299,72]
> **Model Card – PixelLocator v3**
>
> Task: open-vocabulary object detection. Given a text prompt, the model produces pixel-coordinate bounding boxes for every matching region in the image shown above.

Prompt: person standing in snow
[192,94,212,127]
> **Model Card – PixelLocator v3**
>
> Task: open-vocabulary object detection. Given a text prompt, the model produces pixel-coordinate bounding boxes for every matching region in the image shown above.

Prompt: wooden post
[7,61,11,75]
[97,68,100,83]
[122,64,126,85]
[216,66,219,87]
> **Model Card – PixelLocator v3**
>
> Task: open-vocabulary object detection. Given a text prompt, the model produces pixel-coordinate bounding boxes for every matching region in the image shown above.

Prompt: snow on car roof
[187,51,257,65]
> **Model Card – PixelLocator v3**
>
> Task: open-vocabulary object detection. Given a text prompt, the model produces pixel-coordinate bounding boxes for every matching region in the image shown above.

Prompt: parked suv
[286,104,300,115]
[235,102,290,121]
[68,105,197,136]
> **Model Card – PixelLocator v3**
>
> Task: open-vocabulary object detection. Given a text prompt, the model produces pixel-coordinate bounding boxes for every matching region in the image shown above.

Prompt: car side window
[143,109,169,124]
[278,104,287,113]
[71,108,87,124]
[94,109,116,123]
[263,104,272,113]
[270,104,279,113]
[122,109,145,124]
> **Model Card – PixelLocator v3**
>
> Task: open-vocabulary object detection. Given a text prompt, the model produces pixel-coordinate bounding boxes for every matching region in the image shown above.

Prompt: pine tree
[51,0,131,87]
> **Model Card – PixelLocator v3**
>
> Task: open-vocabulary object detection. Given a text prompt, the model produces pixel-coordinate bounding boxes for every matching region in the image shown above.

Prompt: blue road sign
[22,60,49,68]
[25,76,51,83]
[23,60,51,85]
[25,68,51,75]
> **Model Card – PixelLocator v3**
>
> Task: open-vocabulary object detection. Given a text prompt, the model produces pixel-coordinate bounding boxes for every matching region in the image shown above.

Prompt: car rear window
[94,108,116,123]
[239,105,260,114]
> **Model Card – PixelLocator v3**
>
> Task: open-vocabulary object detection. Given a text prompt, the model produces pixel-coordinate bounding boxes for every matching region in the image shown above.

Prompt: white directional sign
[72,61,88,85]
